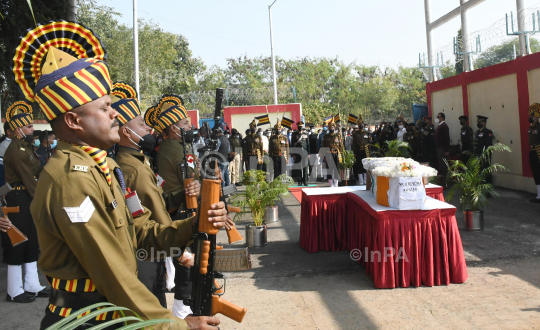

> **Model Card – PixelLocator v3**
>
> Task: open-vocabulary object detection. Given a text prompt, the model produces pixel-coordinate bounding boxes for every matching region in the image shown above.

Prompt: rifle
[214,161,243,244]
[178,128,198,218]
[187,177,247,323]
[0,183,26,247]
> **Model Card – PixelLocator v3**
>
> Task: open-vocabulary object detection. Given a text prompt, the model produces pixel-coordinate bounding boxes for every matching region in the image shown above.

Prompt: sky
[95,0,532,69]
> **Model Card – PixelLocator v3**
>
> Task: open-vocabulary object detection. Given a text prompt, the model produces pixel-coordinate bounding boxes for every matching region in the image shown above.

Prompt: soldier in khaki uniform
[1,101,48,303]
[351,115,370,185]
[11,21,226,329]
[228,128,242,185]
[242,119,264,171]
[113,82,194,309]
[153,94,202,318]
[268,119,289,179]
[322,120,344,187]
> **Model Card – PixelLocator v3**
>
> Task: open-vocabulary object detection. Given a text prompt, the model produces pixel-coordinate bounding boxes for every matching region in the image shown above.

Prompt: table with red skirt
[299,185,467,289]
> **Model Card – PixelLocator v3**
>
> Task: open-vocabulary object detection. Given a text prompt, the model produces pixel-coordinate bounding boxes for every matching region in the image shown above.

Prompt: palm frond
[445,143,511,210]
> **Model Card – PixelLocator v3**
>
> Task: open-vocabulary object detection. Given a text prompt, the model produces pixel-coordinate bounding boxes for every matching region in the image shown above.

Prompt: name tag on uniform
[364,135,368,138]
[20,148,25,151]
[462,132,466,135]
[281,140,285,144]
[479,133,483,137]
[155,174,165,187]
[73,165,88,172]
[125,191,144,217]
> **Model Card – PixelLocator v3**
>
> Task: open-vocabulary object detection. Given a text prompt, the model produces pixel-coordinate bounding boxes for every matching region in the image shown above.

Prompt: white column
[67,0,77,22]
[133,0,140,101]
[424,0,436,82]
[269,1,279,105]
[460,0,471,71]
[516,0,529,56]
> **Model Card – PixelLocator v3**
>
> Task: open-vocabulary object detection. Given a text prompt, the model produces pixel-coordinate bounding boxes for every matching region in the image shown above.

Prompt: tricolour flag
[334,113,341,122]
[324,115,333,124]
[348,113,358,125]
[255,114,270,126]
[281,116,293,129]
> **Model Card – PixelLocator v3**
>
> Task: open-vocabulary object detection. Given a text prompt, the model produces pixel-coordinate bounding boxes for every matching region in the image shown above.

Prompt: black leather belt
[49,288,108,309]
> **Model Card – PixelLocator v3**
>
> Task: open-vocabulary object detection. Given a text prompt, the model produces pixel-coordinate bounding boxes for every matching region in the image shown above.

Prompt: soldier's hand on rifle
[224,215,235,230]
[0,216,11,232]
[186,173,201,197]
[179,251,194,268]
[201,201,228,229]
[185,315,220,329]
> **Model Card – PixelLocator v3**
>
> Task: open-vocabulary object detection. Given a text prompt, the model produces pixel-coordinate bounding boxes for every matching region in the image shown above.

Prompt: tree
[0,0,71,114]
[474,38,540,69]
[77,0,204,110]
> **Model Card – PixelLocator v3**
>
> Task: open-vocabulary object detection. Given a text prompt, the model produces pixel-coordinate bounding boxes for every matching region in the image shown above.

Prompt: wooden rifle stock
[1,206,27,247]
[214,163,243,244]
[211,295,247,323]
[225,205,243,244]
[184,178,198,210]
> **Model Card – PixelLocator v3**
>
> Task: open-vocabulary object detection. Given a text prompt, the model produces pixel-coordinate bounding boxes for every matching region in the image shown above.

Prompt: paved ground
[1,184,540,329]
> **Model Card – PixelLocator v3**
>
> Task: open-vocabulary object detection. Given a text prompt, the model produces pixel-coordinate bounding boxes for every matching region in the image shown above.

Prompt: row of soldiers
[238,111,503,188]
[0,21,229,330]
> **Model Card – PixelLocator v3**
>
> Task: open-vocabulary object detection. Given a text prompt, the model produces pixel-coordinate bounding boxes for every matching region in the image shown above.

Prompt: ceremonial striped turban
[529,103,540,118]
[111,82,140,126]
[155,94,188,132]
[11,20,111,122]
[6,101,33,130]
[144,106,156,128]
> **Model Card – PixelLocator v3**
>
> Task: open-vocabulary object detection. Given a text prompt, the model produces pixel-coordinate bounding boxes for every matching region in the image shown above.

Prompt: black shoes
[26,287,50,298]
[6,292,36,303]
[530,198,540,203]
[235,183,242,187]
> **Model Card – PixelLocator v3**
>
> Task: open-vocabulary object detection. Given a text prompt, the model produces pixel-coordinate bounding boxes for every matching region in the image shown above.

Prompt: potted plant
[445,143,511,231]
[231,170,292,247]
[373,140,412,157]
[339,150,355,181]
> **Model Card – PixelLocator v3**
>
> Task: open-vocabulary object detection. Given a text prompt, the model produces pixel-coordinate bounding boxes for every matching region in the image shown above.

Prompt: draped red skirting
[299,190,468,288]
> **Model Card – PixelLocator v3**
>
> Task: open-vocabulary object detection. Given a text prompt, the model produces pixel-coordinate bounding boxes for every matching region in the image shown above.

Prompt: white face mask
[398,125,404,129]
[126,127,143,148]
[434,118,440,124]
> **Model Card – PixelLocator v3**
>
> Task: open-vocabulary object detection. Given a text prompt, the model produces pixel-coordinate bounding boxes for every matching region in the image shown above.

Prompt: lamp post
[269,0,278,105]
[133,0,140,102]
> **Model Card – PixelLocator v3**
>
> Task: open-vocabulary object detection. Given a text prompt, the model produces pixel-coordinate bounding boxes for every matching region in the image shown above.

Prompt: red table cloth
[299,188,467,288]
[346,192,467,288]
[300,185,445,253]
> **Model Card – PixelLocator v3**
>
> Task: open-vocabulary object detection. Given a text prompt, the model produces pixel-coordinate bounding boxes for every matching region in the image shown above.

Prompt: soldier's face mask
[460,121,466,126]
[126,127,156,152]
[529,117,538,123]
[477,122,485,129]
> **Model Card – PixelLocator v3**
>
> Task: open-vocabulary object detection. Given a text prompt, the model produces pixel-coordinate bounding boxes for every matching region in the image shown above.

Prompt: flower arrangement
[371,161,437,178]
